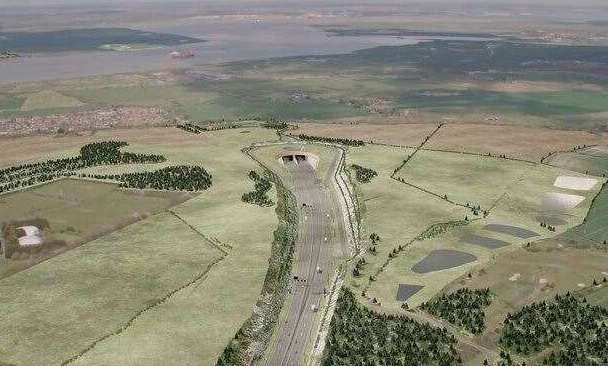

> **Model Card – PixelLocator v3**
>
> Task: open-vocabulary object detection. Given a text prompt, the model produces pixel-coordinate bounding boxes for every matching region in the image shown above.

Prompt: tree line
[294,134,365,146]
[81,165,212,191]
[242,170,274,207]
[0,141,165,194]
[322,287,462,366]
[500,292,608,365]
[421,288,493,335]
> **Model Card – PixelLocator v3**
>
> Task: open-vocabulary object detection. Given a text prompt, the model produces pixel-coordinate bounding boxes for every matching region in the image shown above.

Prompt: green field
[344,145,469,303]
[346,141,601,310]
[560,182,608,246]
[0,212,223,366]
[546,146,608,176]
[0,94,25,112]
[0,178,192,278]
[0,127,283,365]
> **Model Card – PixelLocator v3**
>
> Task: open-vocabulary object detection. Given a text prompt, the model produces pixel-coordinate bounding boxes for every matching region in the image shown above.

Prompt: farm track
[266,155,347,366]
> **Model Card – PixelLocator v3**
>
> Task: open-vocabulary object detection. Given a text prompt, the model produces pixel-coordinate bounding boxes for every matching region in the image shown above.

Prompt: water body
[483,224,540,239]
[0,19,494,84]
[464,234,511,249]
[396,284,424,302]
[411,249,477,274]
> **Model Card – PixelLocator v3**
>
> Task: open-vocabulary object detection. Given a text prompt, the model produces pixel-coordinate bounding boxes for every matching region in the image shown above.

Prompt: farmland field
[0,127,282,366]
[0,178,193,278]
[0,212,224,366]
[546,146,608,176]
[345,137,601,313]
[3,3,608,365]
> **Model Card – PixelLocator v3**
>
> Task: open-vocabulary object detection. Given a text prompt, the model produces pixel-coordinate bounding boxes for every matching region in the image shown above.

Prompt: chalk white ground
[17,226,42,247]
[554,176,598,191]
[542,192,585,210]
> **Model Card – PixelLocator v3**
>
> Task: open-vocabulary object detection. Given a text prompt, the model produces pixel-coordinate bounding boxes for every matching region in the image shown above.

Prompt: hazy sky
[3,0,608,6]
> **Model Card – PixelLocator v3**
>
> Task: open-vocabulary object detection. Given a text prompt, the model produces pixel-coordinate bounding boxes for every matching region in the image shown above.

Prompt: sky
[2,0,607,6]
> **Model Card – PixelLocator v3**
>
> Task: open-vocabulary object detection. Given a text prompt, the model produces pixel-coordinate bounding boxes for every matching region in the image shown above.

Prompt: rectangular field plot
[546,148,608,177]
[0,178,193,278]
[396,150,533,209]
[0,212,223,366]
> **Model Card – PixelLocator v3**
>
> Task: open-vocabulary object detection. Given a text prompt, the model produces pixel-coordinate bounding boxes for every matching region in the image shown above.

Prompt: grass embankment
[217,168,297,365]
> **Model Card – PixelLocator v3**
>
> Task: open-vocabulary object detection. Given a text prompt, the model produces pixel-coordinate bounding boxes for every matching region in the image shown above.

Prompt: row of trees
[261,120,289,130]
[539,222,557,232]
[323,288,462,366]
[242,170,274,207]
[295,134,365,147]
[421,288,493,334]
[351,164,378,183]
[82,165,212,191]
[499,292,608,365]
[0,141,166,194]
[176,123,207,134]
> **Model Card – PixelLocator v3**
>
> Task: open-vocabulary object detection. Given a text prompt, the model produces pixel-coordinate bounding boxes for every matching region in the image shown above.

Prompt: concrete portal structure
[279,151,319,169]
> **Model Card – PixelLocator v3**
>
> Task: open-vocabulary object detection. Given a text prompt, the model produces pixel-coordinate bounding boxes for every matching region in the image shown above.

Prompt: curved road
[267,155,346,366]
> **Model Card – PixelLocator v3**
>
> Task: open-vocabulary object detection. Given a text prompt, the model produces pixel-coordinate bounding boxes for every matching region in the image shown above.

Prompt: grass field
[441,240,608,361]
[343,144,469,299]
[20,90,84,111]
[0,178,192,279]
[396,150,535,209]
[0,127,283,366]
[546,146,608,176]
[560,182,608,246]
[346,138,602,314]
[0,212,224,366]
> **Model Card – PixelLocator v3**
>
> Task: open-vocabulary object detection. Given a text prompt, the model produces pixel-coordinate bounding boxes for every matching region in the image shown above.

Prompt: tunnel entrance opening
[279,151,319,169]
[281,154,308,165]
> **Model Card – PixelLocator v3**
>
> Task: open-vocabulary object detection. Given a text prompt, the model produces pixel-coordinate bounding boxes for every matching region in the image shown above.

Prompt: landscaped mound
[323,288,461,366]
[421,288,492,334]
[350,164,378,183]
[242,170,274,206]
[500,292,608,365]
[0,141,165,194]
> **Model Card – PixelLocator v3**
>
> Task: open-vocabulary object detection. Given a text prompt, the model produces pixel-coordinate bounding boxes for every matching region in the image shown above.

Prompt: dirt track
[266,154,346,366]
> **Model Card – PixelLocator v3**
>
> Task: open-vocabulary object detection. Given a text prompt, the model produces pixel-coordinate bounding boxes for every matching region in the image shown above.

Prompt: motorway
[266,154,346,366]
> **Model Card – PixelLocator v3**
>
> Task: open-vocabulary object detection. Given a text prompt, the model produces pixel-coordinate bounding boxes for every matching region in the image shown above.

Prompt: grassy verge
[216,153,298,365]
